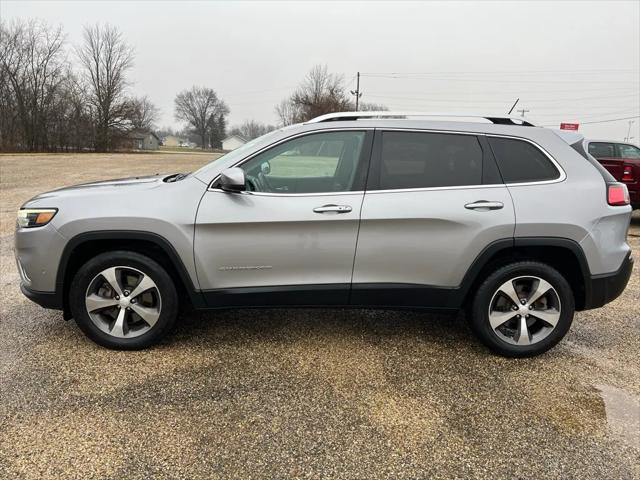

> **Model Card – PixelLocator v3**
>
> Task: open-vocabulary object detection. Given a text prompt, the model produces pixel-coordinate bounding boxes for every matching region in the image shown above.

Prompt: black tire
[470,261,575,358]
[69,251,178,350]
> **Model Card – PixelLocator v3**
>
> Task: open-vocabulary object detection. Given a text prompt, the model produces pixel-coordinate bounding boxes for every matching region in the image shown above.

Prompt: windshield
[192,129,284,178]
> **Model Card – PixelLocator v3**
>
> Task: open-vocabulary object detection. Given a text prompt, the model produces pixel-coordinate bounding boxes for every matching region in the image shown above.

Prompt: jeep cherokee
[15,112,634,357]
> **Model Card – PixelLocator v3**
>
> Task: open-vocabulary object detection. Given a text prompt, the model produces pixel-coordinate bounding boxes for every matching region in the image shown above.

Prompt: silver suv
[15,112,634,357]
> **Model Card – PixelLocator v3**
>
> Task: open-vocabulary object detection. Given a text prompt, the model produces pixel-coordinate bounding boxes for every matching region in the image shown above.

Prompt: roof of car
[305,111,537,126]
[584,139,639,147]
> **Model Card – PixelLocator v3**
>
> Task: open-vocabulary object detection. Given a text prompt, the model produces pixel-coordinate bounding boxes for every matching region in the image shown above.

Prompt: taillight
[607,183,630,206]
[622,165,634,182]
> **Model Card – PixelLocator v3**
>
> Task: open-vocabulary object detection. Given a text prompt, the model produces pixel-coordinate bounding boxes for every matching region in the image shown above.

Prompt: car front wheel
[69,251,178,350]
[470,261,575,357]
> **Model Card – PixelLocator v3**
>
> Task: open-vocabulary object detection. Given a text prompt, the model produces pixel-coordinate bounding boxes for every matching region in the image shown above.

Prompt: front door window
[239,131,367,194]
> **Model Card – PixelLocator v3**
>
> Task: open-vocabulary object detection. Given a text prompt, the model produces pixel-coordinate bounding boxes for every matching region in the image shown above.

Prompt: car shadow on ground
[165,307,479,352]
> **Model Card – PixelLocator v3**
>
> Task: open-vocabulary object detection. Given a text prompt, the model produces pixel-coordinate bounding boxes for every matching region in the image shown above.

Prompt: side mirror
[219,167,246,192]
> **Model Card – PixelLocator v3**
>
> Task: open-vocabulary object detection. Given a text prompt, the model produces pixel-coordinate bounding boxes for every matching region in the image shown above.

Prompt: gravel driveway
[1,153,639,479]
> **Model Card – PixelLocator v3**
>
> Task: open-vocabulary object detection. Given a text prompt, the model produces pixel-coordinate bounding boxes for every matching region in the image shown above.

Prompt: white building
[222,135,247,151]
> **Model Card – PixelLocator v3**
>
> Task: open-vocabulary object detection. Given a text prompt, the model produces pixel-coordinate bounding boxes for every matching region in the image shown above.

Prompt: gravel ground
[1,153,639,479]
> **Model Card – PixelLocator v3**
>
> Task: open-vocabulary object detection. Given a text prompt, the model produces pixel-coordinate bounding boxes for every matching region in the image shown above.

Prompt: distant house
[222,135,247,151]
[162,135,196,148]
[122,130,160,150]
[162,135,183,147]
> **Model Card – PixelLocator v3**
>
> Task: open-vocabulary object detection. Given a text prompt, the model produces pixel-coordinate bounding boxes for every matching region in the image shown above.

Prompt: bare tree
[356,101,389,112]
[0,19,67,151]
[129,95,159,131]
[76,24,134,151]
[277,65,352,124]
[275,98,304,126]
[229,120,276,140]
[174,86,229,149]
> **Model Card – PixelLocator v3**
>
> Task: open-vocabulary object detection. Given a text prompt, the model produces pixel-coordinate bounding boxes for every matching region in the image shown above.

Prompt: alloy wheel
[488,276,562,346]
[85,266,162,338]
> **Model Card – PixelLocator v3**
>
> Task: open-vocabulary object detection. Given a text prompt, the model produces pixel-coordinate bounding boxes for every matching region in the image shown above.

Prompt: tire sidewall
[471,262,575,358]
[69,251,178,350]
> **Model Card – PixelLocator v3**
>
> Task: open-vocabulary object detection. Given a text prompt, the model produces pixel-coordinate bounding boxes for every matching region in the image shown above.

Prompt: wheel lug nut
[115,295,120,300]
[520,299,526,305]
[516,314,521,318]
[131,299,136,304]
[512,306,518,311]
[525,314,530,318]
[529,305,533,310]
[124,290,130,297]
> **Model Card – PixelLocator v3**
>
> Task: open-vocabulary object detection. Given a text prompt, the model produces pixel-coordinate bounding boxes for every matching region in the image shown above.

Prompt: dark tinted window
[488,137,560,183]
[378,131,482,189]
[588,142,617,158]
[618,144,640,159]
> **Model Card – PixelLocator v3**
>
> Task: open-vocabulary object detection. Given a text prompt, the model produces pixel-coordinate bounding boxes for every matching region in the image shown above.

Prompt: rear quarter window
[488,137,560,184]
[618,144,640,159]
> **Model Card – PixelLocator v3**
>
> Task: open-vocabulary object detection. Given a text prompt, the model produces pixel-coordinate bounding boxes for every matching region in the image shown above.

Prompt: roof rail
[305,111,537,126]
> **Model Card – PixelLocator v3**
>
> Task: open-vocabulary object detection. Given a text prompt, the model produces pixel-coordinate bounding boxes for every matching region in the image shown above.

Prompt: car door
[351,129,515,308]
[194,129,373,307]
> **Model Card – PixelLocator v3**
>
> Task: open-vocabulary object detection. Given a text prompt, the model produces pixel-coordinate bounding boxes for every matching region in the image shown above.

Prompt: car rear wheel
[69,251,178,350]
[470,261,575,357]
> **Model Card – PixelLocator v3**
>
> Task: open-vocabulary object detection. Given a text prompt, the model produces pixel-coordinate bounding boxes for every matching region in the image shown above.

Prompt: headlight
[17,208,58,228]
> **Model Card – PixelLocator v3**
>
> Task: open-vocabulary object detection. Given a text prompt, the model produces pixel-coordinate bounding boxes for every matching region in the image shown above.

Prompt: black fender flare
[56,230,206,312]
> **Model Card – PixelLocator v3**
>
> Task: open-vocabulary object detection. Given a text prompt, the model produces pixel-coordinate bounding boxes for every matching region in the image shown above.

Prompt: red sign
[560,123,579,131]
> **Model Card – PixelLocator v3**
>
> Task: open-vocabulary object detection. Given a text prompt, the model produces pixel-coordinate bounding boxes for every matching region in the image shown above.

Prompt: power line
[360,69,639,75]
[358,75,638,85]
[361,92,639,104]
[542,115,640,126]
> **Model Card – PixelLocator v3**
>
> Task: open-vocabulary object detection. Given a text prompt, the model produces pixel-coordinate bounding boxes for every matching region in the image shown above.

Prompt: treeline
[0,20,168,152]
[1,19,385,153]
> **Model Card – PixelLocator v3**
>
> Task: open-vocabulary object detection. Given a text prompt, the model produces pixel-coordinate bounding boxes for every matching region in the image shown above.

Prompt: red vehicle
[586,140,640,209]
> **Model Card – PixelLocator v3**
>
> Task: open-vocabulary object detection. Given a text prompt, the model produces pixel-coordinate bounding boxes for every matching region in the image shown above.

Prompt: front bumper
[20,283,63,310]
[583,252,634,310]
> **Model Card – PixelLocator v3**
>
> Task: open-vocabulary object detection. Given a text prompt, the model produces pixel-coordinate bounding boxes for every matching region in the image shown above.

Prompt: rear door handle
[313,204,352,214]
[465,201,504,211]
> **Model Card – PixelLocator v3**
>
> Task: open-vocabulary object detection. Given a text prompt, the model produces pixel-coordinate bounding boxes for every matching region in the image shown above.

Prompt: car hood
[24,174,168,204]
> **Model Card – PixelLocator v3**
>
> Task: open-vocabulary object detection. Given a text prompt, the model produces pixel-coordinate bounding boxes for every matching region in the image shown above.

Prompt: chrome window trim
[484,133,567,187]
[207,127,374,193]
[368,128,566,192]
[364,184,506,195]
[207,127,567,195]
[208,189,366,198]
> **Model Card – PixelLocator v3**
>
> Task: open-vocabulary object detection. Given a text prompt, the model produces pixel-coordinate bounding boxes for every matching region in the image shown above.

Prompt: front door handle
[313,204,352,214]
[465,201,504,211]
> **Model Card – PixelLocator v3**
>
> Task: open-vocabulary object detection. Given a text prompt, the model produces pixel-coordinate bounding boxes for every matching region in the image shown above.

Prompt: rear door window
[374,131,483,190]
[588,142,617,158]
[617,144,640,159]
[488,137,560,184]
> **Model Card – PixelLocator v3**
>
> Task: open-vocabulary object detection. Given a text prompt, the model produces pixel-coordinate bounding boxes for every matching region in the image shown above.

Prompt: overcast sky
[2,0,639,141]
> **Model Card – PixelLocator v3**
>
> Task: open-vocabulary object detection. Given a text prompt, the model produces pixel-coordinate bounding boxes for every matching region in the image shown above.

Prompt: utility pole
[624,120,635,142]
[517,108,530,117]
[350,72,362,111]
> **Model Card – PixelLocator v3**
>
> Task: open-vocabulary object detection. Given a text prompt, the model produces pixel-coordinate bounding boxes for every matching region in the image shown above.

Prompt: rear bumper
[20,283,63,310]
[583,252,634,310]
